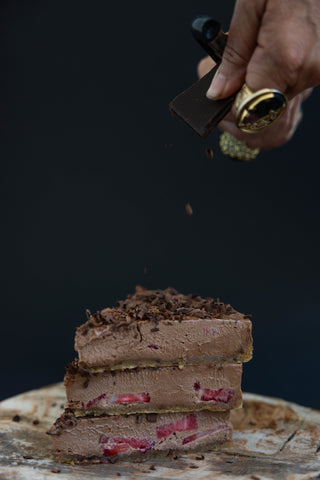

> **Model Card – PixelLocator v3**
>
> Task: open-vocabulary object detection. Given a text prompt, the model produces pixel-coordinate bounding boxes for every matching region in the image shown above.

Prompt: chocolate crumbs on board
[12,415,21,422]
[23,455,33,459]
[196,454,205,460]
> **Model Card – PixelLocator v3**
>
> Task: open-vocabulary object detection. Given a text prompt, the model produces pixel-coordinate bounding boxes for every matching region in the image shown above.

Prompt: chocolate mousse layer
[48,409,232,462]
[65,361,242,416]
[75,287,252,370]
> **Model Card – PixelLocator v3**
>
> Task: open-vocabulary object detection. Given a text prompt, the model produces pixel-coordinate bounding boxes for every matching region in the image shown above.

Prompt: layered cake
[64,361,243,416]
[49,287,253,462]
[75,286,252,370]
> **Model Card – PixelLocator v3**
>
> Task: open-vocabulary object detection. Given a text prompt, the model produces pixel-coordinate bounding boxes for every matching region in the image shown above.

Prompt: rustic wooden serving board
[0,383,319,480]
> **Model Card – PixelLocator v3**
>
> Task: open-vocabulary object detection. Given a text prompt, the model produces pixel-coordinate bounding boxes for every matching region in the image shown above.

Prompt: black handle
[191,16,228,64]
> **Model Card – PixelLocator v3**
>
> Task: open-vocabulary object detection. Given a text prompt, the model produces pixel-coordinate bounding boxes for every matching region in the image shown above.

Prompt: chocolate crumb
[51,468,61,473]
[205,147,214,160]
[185,203,193,216]
[81,326,89,336]
[60,404,65,409]
[173,455,178,460]
[151,327,159,333]
[109,457,118,464]
[146,413,158,423]
[149,465,156,471]
[117,474,121,477]
[195,455,204,460]
[250,476,261,480]
[83,379,89,389]
[12,415,21,422]
[33,419,40,425]
[23,455,33,459]
[51,402,57,407]
[189,464,199,469]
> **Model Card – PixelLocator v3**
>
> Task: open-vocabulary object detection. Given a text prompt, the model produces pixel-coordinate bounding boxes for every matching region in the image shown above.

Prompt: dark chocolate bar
[169,67,235,139]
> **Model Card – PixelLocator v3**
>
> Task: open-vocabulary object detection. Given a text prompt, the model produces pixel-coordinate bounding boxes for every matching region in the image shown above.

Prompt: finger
[197,56,216,79]
[206,0,265,100]
[245,3,318,98]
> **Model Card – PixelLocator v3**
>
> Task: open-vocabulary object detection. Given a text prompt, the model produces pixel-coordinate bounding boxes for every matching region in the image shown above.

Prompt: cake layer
[65,362,242,416]
[48,409,232,462]
[75,287,252,370]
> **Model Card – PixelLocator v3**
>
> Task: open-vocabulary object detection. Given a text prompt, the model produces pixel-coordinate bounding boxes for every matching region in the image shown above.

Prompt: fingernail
[206,68,226,100]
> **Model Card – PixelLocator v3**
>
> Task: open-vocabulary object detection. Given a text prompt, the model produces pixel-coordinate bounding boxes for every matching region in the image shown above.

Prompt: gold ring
[235,83,287,133]
[219,132,260,161]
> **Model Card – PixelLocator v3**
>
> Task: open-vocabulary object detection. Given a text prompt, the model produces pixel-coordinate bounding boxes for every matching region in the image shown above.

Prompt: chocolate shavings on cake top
[78,287,247,336]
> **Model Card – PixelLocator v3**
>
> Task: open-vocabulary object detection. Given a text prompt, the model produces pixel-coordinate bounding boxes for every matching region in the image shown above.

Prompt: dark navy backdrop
[1,0,319,408]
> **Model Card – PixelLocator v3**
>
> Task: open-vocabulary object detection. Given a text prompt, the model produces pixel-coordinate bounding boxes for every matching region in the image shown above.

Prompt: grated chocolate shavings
[77,286,246,335]
[47,411,77,436]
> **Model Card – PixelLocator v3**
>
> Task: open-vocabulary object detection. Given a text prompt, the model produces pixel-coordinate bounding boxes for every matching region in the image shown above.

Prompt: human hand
[201,0,320,150]
[198,57,312,151]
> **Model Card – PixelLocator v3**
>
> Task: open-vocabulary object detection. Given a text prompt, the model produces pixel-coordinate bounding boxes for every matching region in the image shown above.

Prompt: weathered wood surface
[0,383,319,480]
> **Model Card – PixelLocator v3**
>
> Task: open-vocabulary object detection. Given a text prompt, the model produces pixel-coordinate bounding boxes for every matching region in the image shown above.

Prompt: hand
[201,0,320,150]
[198,57,312,151]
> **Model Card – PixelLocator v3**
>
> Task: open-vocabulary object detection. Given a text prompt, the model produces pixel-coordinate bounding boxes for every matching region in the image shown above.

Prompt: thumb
[206,0,264,100]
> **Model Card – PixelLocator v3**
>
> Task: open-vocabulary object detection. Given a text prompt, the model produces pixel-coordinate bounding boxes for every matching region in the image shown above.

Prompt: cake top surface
[77,286,250,337]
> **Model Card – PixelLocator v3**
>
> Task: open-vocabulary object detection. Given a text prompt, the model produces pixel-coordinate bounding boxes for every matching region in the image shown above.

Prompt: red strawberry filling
[101,437,155,456]
[200,388,234,403]
[85,392,150,408]
[114,392,150,404]
[182,425,229,445]
[156,413,198,439]
[85,393,107,409]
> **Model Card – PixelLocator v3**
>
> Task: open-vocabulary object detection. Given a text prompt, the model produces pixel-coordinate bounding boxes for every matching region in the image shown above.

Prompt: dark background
[1,0,319,408]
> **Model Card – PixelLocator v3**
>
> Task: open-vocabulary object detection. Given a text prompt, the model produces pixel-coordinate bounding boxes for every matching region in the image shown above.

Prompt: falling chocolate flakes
[185,203,193,216]
[205,147,214,159]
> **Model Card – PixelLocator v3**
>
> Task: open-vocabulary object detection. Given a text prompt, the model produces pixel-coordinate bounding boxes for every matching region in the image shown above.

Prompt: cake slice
[48,409,232,463]
[65,361,242,416]
[75,287,252,371]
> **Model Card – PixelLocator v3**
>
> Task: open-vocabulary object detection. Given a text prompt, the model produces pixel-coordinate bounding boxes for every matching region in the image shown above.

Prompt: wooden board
[0,383,320,480]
